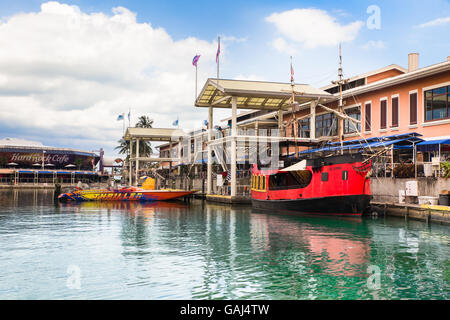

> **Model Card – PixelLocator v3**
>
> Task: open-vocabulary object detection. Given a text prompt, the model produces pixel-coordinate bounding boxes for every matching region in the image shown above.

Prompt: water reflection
[250,213,371,277]
[0,190,447,300]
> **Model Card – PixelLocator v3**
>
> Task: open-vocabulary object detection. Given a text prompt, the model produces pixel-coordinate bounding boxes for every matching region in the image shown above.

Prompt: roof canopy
[195,78,333,110]
[124,128,189,141]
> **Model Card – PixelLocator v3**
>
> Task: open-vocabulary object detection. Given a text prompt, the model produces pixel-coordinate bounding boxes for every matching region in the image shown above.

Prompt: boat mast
[332,44,348,155]
[290,56,298,159]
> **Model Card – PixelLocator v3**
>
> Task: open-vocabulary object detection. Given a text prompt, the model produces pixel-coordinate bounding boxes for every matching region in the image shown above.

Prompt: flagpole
[195,57,198,101]
[217,35,220,84]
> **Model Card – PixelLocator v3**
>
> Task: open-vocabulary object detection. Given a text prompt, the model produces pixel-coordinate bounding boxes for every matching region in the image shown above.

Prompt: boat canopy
[280,160,306,171]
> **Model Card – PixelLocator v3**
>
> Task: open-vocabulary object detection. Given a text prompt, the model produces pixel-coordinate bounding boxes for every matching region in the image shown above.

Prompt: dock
[206,194,252,204]
[371,201,450,225]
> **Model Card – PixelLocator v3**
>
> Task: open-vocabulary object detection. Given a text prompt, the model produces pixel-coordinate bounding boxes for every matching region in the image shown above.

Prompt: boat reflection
[250,211,371,277]
[60,200,188,216]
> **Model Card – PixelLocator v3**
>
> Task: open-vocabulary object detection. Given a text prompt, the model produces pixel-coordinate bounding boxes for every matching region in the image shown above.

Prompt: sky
[0,0,449,157]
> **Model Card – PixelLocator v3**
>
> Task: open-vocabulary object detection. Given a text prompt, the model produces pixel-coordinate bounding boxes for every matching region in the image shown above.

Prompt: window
[344,107,361,134]
[298,118,310,138]
[380,99,387,129]
[342,170,348,181]
[316,113,338,137]
[424,85,449,121]
[391,96,399,127]
[365,103,371,132]
[268,170,312,190]
[321,172,329,181]
[262,177,265,191]
[410,92,417,125]
[257,176,261,190]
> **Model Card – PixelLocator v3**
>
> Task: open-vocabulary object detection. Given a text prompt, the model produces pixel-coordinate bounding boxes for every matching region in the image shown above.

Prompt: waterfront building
[0,137,104,185]
[124,54,449,202]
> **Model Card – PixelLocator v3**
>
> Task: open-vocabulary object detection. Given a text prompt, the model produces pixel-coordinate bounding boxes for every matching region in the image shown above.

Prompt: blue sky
[0,0,448,156]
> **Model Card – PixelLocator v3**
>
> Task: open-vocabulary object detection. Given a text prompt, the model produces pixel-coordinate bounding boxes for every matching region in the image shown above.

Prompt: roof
[0,137,44,147]
[339,59,450,99]
[320,64,407,91]
[195,78,333,110]
[124,127,189,141]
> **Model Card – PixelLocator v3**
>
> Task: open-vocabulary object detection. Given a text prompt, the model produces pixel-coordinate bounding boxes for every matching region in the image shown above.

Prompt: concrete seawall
[370,177,450,202]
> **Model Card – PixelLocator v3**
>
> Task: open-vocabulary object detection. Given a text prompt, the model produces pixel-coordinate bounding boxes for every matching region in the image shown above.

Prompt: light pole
[42,150,46,170]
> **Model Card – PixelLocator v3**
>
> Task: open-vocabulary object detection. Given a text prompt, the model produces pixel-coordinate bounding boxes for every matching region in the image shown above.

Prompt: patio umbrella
[65,164,76,168]
[7,162,18,166]
[45,163,55,167]
[32,163,41,167]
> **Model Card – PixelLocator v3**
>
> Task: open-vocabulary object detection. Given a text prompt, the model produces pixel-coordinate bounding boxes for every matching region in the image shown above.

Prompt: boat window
[269,170,312,190]
[257,176,261,190]
[321,172,329,182]
[342,170,348,181]
[262,176,266,190]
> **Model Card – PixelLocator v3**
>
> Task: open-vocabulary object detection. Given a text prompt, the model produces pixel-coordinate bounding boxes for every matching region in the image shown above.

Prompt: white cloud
[265,8,363,49]
[271,37,297,55]
[0,2,220,155]
[416,16,450,28]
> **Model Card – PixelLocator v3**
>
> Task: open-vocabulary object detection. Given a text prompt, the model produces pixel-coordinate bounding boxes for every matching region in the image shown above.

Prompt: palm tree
[115,138,130,156]
[136,115,154,129]
[116,115,153,158]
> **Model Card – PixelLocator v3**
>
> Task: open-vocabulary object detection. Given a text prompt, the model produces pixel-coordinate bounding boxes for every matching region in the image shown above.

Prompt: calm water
[0,190,448,300]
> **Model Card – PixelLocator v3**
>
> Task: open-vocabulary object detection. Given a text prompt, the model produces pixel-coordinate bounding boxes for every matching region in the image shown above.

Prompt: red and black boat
[251,154,372,216]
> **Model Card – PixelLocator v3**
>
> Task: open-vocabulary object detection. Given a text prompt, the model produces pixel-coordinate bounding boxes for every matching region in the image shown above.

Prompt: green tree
[115,115,153,159]
[136,115,154,129]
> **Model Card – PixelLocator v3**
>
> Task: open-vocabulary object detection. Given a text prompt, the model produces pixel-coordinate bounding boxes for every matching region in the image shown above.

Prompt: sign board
[405,180,418,196]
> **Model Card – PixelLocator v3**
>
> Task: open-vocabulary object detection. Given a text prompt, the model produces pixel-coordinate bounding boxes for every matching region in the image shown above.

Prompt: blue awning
[298,134,423,155]
[416,139,450,152]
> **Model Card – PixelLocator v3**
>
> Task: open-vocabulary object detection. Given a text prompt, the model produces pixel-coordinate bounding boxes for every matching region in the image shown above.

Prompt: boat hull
[58,189,195,202]
[252,194,371,216]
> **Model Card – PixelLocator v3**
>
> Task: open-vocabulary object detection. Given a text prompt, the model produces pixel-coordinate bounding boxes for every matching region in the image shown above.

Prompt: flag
[128,111,130,122]
[192,55,200,67]
[172,119,179,126]
[203,120,208,126]
[226,170,231,181]
[117,114,124,121]
[216,37,220,63]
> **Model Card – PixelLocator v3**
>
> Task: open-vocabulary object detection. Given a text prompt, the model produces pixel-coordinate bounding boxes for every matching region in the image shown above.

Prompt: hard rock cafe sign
[10,153,70,164]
